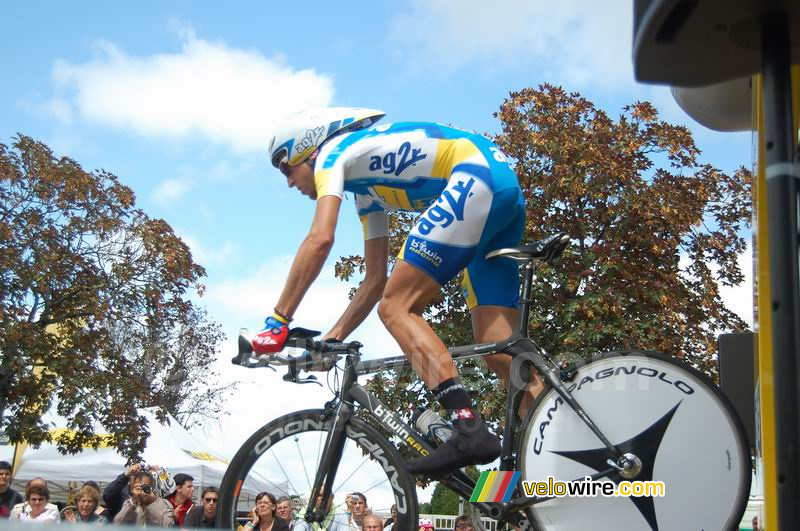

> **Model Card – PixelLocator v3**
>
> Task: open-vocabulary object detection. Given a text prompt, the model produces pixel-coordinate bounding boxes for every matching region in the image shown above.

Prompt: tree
[337,85,751,427]
[423,466,481,515]
[0,135,226,459]
[495,85,751,375]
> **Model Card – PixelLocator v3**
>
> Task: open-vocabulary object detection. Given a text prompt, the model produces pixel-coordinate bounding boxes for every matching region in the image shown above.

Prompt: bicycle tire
[516,351,751,531]
[218,408,419,529]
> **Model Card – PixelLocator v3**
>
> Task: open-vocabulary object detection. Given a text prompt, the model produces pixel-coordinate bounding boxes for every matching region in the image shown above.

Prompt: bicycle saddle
[486,231,570,262]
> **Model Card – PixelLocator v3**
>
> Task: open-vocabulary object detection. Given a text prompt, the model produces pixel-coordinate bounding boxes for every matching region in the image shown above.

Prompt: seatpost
[517,261,535,337]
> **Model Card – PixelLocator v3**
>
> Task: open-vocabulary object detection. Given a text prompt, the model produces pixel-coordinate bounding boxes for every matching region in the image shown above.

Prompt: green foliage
[495,85,751,376]
[338,85,751,429]
[0,135,227,459]
[427,466,481,515]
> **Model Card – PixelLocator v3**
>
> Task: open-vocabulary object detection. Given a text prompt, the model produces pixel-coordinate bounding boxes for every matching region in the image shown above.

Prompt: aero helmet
[268,107,386,168]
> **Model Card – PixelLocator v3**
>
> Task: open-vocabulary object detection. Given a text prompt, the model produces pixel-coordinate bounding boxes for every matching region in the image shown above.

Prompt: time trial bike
[217,233,751,531]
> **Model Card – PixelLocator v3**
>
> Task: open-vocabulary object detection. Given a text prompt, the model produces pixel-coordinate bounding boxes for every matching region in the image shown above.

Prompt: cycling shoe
[406,423,501,478]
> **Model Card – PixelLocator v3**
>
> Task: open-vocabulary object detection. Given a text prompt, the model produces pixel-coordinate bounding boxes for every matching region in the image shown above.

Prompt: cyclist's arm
[324,235,389,341]
[274,195,341,319]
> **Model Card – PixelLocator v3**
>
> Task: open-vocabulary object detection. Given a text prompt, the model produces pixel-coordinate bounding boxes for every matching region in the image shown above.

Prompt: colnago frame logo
[252,417,410,513]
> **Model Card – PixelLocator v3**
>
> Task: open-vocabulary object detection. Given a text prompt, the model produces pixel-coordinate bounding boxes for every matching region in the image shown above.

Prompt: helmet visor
[278,160,292,177]
[271,148,288,169]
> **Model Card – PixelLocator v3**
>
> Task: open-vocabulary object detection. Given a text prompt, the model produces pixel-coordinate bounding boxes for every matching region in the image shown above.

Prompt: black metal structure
[634,1,800,528]
[719,332,757,448]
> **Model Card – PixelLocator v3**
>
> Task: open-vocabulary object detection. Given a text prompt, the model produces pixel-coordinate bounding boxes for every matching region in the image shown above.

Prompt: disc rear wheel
[518,351,750,531]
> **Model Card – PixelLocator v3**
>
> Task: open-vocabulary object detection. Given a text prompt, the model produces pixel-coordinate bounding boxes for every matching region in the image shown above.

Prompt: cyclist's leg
[471,306,544,419]
[379,260,501,476]
[380,165,503,476]
[462,184,543,417]
[378,259,458,388]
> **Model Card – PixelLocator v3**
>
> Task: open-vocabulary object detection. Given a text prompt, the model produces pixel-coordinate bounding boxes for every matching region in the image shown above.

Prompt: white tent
[0,408,286,500]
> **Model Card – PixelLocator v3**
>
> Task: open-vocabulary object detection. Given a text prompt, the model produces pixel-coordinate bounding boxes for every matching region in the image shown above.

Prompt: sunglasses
[279,160,292,177]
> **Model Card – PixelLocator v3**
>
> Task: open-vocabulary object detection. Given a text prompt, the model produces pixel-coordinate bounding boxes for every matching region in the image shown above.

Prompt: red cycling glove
[252,314,290,355]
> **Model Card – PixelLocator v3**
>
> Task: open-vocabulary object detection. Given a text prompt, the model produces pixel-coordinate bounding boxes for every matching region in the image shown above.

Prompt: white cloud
[49,28,335,151]
[390,0,633,86]
[203,255,400,357]
[40,97,74,124]
[179,233,239,269]
[719,241,754,328]
[680,242,754,329]
[151,177,192,206]
[198,255,402,454]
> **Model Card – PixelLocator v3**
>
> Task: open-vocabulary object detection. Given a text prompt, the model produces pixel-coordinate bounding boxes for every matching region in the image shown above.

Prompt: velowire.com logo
[469,471,522,503]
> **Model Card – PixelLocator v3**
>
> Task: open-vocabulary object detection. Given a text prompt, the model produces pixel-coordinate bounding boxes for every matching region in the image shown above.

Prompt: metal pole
[762,15,800,530]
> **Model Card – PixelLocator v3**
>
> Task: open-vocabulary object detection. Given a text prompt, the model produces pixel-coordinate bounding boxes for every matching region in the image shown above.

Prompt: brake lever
[297,375,322,386]
[282,366,322,386]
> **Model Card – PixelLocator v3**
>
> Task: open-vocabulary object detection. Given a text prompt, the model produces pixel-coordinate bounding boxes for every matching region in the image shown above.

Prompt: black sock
[434,378,481,430]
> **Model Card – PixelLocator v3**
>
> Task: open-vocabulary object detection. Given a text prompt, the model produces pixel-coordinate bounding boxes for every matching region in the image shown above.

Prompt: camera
[141,485,152,494]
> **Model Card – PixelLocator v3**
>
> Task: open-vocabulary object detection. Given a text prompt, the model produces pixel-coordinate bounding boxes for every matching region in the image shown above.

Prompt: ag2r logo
[369,142,427,176]
[417,178,475,236]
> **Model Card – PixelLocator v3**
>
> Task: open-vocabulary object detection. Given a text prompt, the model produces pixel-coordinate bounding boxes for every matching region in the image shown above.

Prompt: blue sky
[1,0,754,491]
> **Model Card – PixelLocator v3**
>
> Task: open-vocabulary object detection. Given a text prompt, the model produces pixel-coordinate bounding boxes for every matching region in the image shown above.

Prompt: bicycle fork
[303,369,358,524]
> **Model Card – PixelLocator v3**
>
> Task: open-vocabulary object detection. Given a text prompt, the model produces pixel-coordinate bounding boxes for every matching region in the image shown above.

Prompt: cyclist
[253,107,534,477]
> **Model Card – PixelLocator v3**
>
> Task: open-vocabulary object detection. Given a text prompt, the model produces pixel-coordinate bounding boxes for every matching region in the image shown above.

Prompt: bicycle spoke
[269,447,300,496]
[358,475,393,498]
[219,410,418,530]
[332,437,375,492]
[293,434,313,492]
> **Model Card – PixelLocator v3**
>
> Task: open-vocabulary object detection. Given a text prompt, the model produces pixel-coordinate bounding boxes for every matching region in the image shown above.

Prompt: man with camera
[113,471,174,526]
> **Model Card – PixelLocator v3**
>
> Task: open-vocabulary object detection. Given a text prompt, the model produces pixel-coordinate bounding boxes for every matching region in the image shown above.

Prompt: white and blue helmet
[268,107,386,168]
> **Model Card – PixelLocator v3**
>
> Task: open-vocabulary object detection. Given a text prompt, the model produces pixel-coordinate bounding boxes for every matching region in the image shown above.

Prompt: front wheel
[217,409,419,529]
[518,351,751,531]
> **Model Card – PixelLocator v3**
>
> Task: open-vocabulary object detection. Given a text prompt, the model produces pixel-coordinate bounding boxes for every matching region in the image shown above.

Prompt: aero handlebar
[231,329,362,385]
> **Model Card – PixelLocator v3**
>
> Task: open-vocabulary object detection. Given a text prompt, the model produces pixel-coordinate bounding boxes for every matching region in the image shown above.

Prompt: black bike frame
[302,261,624,526]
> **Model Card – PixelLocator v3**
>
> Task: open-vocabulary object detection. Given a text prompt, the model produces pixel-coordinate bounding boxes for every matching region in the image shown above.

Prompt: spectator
[291,489,351,531]
[62,485,108,525]
[344,492,368,529]
[104,463,144,520]
[82,481,111,520]
[383,505,397,529]
[362,514,383,531]
[0,461,23,518]
[418,517,435,531]
[10,478,59,521]
[183,487,217,528]
[11,484,58,523]
[113,470,174,527]
[243,492,289,531]
[168,473,195,527]
[275,496,295,530]
[453,515,475,530]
